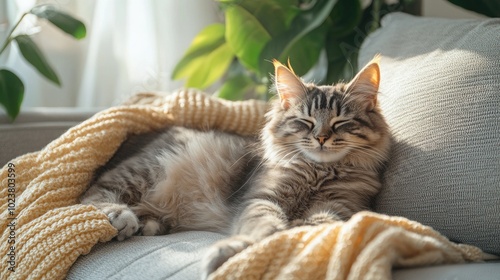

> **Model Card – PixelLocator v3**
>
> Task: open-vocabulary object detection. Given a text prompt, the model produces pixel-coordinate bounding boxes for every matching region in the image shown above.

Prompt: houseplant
[0,5,85,120]
[173,0,499,100]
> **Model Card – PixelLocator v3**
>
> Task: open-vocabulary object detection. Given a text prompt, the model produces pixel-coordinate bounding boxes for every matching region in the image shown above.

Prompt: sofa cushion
[393,261,500,280]
[359,13,500,255]
[0,108,98,166]
[66,231,224,280]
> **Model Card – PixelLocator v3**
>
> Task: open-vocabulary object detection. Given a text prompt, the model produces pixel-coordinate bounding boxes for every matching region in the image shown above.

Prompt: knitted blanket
[0,89,487,279]
[210,211,486,280]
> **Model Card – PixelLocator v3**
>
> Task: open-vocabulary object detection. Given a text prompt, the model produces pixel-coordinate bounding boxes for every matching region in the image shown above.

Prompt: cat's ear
[345,55,381,111]
[273,59,307,110]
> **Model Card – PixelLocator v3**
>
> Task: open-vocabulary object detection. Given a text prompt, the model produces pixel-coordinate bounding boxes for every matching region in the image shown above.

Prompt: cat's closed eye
[299,119,314,129]
[292,118,314,131]
[332,120,350,130]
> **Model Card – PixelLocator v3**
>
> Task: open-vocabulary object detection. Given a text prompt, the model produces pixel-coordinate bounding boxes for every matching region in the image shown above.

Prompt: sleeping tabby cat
[80,56,390,277]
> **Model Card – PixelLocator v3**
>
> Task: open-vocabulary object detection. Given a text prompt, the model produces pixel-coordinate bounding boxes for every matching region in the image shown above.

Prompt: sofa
[1,12,498,279]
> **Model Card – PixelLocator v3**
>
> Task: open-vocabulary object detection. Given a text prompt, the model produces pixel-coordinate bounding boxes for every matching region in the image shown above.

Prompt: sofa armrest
[0,108,100,166]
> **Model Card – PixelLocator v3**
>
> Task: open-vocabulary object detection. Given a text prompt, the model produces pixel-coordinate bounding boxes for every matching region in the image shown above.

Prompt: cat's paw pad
[201,235,254,279]
[102,205,139,241]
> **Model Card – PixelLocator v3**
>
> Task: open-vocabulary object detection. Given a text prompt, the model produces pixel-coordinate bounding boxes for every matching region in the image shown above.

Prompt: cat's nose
[316,136,328,145]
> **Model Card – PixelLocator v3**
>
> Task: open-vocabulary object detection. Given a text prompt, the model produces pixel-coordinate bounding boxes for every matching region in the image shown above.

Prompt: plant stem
[370,0,381,33]
[0,12,28,56]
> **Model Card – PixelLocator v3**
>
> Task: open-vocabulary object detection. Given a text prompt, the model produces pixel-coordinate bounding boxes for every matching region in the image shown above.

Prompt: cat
[80,56,390,278]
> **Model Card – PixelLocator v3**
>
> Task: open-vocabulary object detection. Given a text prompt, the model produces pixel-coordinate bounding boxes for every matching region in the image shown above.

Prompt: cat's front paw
[201,235,254,279]
[304,212,341,226]
[289,213,341,229]
[101,204,139,241]
[289,219,306,228]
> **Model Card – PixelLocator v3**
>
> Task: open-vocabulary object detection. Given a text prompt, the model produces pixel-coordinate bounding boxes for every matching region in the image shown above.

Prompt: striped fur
[80,127,258,240]
[80,58,390,277]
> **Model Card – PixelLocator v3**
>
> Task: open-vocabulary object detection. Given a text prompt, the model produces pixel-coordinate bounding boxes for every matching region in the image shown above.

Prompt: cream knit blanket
[0,89,486,279]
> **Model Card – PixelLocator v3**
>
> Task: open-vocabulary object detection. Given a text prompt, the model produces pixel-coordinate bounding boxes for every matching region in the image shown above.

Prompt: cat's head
[262,56,390,170]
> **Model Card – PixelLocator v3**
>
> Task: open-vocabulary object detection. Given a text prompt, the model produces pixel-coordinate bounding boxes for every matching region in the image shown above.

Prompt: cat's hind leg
[81,185,140,241]
[138,218,163,236]
[97,202,140,241]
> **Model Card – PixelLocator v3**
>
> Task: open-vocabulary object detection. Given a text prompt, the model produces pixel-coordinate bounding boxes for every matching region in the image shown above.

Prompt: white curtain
[1,0,221,108]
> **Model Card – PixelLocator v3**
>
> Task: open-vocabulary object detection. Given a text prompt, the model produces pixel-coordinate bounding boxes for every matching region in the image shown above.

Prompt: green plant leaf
[225,5,271,73]
[447,0,500,17]
[328,0,362,38]
[325,30,358,84]
[185,43,234,89]
[216,74,255,101]
[30,5,86,39]
[172,24,234,89]
[173,24,226,79]
[325,53,356,84]
[14,35,61,86]
[259,0,338,76]
[282,23,328,76]
[222,0,298,36]
[219,0,298,23]
[0,69,25,120]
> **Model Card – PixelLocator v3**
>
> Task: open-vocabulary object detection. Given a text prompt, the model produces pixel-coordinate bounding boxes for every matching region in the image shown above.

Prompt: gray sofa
[1,12,498,279]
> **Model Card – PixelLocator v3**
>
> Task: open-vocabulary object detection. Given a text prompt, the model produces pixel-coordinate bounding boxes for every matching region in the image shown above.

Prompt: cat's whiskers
[272,144,302,169]
[271,147,297,165]
[281,150,301,167]
[225,143,270,202]
[350,145,386,164]
[274,147,297,162]
[225,159,266,202]
[230,148,257,169]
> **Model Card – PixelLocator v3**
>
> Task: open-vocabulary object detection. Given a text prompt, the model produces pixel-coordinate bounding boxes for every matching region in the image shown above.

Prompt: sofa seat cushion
[393,261,500,280]
[67,231,225,280]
